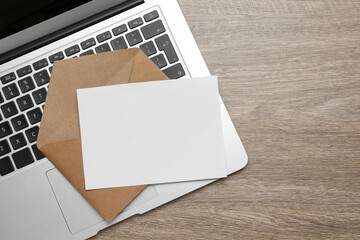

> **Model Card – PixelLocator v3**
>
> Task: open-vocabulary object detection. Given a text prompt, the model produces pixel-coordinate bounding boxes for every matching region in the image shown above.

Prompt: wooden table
[91,1,360,239]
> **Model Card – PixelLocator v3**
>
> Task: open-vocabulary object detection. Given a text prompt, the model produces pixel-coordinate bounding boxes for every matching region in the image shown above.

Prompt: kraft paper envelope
[37,48,169,222]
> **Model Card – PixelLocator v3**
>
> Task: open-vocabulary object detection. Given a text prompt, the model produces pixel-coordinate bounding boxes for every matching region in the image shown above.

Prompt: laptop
[0,0,248,239]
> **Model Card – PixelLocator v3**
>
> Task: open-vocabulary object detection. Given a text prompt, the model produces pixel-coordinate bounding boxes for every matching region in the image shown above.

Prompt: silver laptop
[0,1,248,239]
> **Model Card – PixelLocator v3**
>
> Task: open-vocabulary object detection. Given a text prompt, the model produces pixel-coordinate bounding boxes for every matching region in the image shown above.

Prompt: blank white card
[77,76,227,190]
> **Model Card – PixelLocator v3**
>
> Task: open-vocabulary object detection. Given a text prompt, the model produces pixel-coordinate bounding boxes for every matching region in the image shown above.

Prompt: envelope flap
[37,49,140,148]
[130,49,169,83]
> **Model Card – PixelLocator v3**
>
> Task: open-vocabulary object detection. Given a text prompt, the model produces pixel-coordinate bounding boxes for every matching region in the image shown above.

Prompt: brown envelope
[37,48,169,222]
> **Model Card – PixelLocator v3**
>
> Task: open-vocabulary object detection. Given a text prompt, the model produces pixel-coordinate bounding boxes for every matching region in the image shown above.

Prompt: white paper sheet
[77,76,227,190]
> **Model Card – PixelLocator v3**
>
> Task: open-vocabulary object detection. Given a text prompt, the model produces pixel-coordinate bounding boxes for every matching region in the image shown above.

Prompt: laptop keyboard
[0,9,187,178]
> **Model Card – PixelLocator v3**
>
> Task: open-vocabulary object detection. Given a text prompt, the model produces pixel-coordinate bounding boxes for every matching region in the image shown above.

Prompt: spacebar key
[163,63,185,79]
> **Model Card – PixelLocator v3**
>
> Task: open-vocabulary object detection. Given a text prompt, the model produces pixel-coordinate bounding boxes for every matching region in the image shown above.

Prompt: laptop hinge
[0,0,144,65]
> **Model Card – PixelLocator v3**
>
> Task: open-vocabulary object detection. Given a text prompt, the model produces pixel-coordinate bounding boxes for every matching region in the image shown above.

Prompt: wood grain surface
[90,1,360,239]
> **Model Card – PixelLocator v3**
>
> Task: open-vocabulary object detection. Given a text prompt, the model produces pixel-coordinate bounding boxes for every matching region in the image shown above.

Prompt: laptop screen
[0,0,130,56]
[0,0,93,39]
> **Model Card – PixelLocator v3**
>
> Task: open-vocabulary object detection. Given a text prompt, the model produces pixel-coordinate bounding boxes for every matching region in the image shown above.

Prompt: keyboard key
[16,65,32,77]
[10,133,27,150]
[141,20,165,40]
[163,63,185,79]
[112,24,128,36]
[18,76,35,93]
[96,31,112,43]
[32,88,47,104]
[140,41,157,56]
[0,140,11,157]
[81,38,96,50]
[27,108,42,124]
[49,51,64,63]
[0,72,16,84]
[25,126,39,143]
[80,50,95,56]
[151,54,167,69]
[32,144,45,160]
[2,83,20,100]
[0,156,14,176]
[128,17,143,29]
[1,101,18,118]
[95,43,111,53]
[11,115,28,132]
[17,95,34,111]
[49,67,53,74]
[144,10,159,22]
[33,70,50,87]
[0,92,3,103]
[65,45,80,57]
[0,122,12,138]
[110,36,128,50]
[155,34,179,64]
[12,148,34,169]
[126,30,143,46]
[32,58,48,70]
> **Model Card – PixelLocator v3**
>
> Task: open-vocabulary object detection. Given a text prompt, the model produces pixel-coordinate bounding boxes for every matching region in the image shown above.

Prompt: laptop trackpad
[47,169,104,234]
[47,169,158,235]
